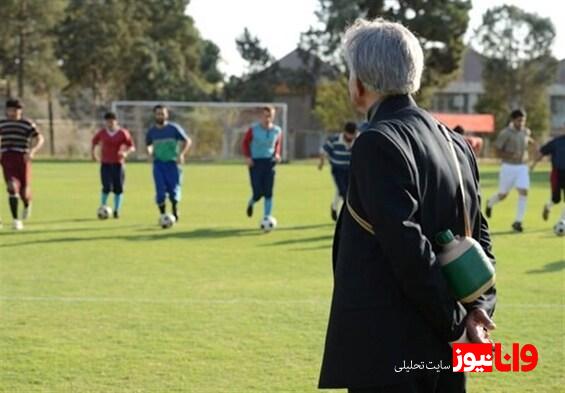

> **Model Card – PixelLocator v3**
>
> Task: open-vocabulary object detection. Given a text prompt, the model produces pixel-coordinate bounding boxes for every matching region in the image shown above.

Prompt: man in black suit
[318,19,497,393]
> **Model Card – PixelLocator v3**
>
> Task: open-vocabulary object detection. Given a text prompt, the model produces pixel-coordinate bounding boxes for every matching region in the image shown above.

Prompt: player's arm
[242,128,253,167]
[352,131,467,343]
[91,131,101,161]
[120,131,136,160]
[146,132,154,161]
[319,141,331,170]
[29,123,44,159]
[274,131,282,163]
[176,126,192,164]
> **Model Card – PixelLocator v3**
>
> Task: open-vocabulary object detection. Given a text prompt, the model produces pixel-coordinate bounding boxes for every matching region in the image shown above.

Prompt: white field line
[0,296,564,309]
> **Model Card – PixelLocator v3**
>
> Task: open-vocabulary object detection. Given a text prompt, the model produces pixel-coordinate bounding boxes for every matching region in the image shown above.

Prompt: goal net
[111,101,288,161]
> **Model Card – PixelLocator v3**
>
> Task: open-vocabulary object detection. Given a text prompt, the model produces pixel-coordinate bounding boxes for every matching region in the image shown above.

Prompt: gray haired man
[318,19,497,393]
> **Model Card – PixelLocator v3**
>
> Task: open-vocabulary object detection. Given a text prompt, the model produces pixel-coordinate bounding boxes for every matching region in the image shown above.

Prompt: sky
[187,0,565,77]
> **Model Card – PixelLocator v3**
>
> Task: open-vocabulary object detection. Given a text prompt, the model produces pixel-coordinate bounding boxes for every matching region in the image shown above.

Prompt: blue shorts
[101,163,125,194]
[331,166,349,198]
[249,158,276,201]
[153,161,182,204]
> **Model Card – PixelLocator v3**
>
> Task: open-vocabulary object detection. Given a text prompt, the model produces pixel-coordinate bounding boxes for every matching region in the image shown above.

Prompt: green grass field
[0,161,563,392]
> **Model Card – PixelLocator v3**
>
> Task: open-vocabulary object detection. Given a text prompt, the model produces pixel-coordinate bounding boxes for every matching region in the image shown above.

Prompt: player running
[485,109,536,232]
[146,105,191,224]
[531,133,565,222]
[91,112,135,219]
[242,106,282,222]
[0,99,44,230]
[318,121,359,221]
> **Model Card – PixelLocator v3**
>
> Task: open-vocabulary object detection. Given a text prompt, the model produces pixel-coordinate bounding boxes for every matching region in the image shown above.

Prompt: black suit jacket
[318,95,496,389]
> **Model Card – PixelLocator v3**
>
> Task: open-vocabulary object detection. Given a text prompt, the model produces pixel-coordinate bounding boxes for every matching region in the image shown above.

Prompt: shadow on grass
[490,228,551,236]
[0,223,334,248]
[263,235,333,246]
[526,260,565,274]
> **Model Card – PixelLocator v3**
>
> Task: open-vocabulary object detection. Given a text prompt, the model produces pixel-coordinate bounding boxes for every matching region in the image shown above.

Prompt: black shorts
[550,168,565,204]
[101,163,125,194]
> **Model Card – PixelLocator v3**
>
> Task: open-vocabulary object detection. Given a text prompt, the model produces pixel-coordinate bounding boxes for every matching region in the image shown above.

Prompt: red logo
[453,343,538,373]
[453,344,493,372]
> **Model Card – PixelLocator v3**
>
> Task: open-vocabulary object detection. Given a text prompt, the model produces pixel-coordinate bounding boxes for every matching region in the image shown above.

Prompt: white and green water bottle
[436,230,496,303]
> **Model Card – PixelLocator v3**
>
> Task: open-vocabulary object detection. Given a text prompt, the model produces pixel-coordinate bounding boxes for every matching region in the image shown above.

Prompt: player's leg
[486,164,513,218]
[2,153,23,229]
[100,164,111,208]
[153,162,167,215]
[512,165,530,232]
[112,164,125,218]
[543,168,559,220]
[558,170,565,221]
[263,161,276,218]
[20,158,32,220]
[247,161,262,217]
[164,162,182,222]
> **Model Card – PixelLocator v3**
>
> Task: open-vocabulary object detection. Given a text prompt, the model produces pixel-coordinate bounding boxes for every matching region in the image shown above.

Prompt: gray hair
[343,18,424,95]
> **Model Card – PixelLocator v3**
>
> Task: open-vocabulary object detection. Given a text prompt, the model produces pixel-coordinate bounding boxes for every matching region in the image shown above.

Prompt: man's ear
[355,78,366,99]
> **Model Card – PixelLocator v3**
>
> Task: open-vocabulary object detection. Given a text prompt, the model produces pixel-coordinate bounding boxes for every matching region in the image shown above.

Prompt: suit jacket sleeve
[461,139,497,317]
[351,130,466,342]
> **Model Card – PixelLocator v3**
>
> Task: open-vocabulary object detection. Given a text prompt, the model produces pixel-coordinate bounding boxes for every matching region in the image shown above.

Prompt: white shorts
[499,163,530,193]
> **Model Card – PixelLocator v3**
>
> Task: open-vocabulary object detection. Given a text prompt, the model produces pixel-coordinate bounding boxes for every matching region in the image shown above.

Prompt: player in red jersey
[91,112,135,218]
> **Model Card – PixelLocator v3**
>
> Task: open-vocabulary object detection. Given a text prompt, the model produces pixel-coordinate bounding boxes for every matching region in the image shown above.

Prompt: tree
[474,5,557,136]
[0,0,66,99]
[300,0,472,105]
[314,76,358,131]
[235,28,274,73]
[56,0,223,109]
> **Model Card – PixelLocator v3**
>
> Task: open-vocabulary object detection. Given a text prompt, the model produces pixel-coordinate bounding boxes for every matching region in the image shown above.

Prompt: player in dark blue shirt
[532,134,565,221]
[318,122,359,221]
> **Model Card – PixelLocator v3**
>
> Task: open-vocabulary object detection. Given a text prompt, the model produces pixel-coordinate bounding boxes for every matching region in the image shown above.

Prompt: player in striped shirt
[318,122,359,221]
[91,112,135,218]
[0,99,44,230]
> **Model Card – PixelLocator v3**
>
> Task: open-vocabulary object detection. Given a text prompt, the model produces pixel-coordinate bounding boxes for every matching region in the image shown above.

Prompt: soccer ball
[97,205,112,220]
[159,213,176,229]
[553,220,565,237]
[260,216,277,233]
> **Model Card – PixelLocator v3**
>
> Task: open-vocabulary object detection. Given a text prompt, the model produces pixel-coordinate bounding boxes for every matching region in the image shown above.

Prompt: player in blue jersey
[318,122,359,221]
[241,106,283,221]
[146,105,192,223]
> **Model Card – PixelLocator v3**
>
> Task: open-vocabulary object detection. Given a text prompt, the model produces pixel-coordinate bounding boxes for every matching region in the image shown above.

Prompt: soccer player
[318,121,359,221]
[146,105,191,223]
[91,112,135,219]
[0,99,44,230]
[531,133,565,221]
[485,109,536,232]
[242,106,282,221]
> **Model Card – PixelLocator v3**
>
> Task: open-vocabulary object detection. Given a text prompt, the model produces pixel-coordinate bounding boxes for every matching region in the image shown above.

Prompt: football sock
[158,203,166,215]
[114,194,123,212]
[488,194,501,208]
[248,197,255,207]
[101,192,109,206]
[264,198,273,217]
[9,196,18,219]
[545,201,554,210]
[171,200,178,220]
[332,191,341,211]
[516,195,527,222]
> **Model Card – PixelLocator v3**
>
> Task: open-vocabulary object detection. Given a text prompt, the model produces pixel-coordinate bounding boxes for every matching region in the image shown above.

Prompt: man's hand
[466,308,496,344]
[118,150,128,160]
[91,153,98,162]
[274,154,281,163]
[177,154,185,165]
[245,157,253,167]
[318,162,324,171]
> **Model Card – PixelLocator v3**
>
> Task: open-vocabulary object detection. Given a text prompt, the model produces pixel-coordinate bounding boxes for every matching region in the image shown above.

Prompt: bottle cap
[436,230,455,246]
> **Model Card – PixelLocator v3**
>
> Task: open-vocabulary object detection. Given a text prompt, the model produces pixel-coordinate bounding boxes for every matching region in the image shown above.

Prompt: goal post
[111,101,289,161]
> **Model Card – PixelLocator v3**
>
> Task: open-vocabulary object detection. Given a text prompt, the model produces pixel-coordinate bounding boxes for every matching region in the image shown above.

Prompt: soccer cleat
[542,205,550,221]
[246,203,253,218]
[12,219,23,231]
[485,205,492,219]
[331,206,337,222]
[22,204,32,220]
[113,211,119,219]
[511,221,523,233]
